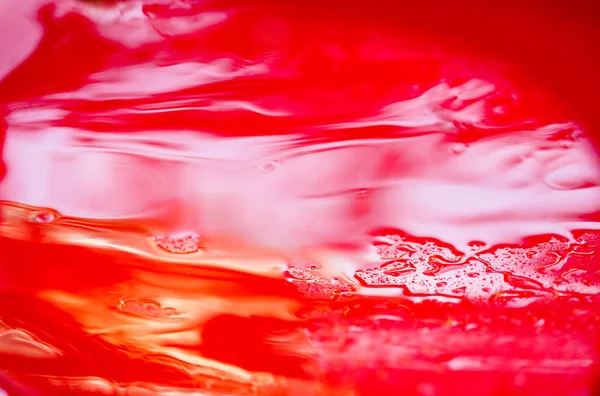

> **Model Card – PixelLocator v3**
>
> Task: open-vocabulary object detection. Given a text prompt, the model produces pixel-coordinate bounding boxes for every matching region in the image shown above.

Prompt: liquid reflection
[1,0,600,395]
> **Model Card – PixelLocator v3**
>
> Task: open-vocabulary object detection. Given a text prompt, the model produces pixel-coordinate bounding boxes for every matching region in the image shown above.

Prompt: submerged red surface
[1,0,600,395]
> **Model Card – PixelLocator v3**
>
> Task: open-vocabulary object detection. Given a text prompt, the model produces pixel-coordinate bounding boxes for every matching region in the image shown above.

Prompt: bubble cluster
[117,298,178,319]
[361,231,600,302]
[286,265,356,301]
[356,258,505,300]
[373,233,466,276]
[153,233,201,254]
[359,233,503,299]
[478,232,600,295]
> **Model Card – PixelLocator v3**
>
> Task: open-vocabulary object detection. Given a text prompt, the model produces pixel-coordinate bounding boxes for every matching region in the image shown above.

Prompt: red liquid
[1,0,600,395]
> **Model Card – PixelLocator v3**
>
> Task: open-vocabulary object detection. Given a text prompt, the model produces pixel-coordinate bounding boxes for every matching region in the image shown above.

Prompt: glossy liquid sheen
[1,0,600,395]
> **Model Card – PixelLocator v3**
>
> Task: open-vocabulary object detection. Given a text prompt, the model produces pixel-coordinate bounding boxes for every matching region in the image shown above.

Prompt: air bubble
[357,189,370,197]
[449,143,467,155]
[258,160,280,172]
[451,287,466,295]
[492,106,506,114]
[417,383,437,396]
[286,264,356,300]
[118,298,177,319]
[544,163,598,190]
[30,211,57,224]
[468,241,485,251]
[142,301,161,317]
[571,129,584,141]
[153,233,201,254]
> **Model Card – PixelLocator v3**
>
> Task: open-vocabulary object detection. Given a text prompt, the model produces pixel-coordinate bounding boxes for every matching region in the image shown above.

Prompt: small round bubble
[30,211,57,224]
[258,160,280,172]
[450,143,467,155]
